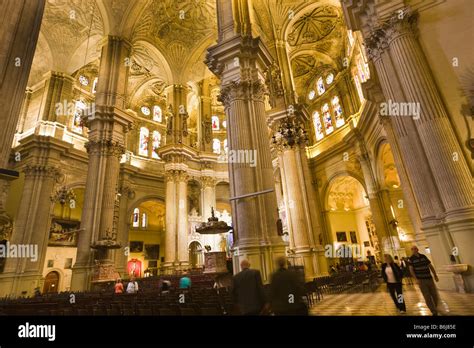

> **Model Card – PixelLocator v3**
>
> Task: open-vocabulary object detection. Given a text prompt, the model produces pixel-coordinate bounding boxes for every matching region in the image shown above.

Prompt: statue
[166,105,174,135]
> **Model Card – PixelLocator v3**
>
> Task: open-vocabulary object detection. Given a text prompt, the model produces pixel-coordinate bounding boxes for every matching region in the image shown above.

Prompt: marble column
[207,35,286,281]
[114,183,135,276]
[0,164,59,297]
[71,36,134,291]
[176,172,189,268]
[201,176,219,251]
[363,9,474,290]
[0,0,45,169]
[163,171,177,269]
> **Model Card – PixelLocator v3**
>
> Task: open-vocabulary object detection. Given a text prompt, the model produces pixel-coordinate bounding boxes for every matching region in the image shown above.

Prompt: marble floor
[309,283,474,316]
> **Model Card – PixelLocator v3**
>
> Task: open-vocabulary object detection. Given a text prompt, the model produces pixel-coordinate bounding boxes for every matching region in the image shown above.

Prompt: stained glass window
[139,127,149,156]
[72,101,86,134]
[223,139,228,154]
[152,131,161,159]
[141,106,150,116]
[92,78,98,94]
[313,111,324,141]
[332,96,345,127]
[308,90,316,100]
[133,208,139,228]
[79,75,89,86]
[213,139,221,154]
[322,103,333,134]
[141,213,147,228]
[212,116,220,130]
[317,77,325,95]
[153,105,162,122]
[326,73,334,85]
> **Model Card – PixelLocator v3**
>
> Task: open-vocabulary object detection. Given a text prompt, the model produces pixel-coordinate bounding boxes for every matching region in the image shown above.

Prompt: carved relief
[219,80,268,108]
[85,140,125,158]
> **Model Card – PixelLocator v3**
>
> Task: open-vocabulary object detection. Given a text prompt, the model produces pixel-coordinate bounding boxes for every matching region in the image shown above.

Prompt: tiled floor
[309,283,474,316]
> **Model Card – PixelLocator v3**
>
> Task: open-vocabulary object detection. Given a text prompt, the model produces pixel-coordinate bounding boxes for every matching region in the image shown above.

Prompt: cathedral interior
[0,0,473,321]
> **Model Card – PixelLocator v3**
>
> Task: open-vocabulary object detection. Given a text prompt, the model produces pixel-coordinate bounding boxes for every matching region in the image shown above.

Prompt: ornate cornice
[23,164,60,179]
[85,140,125,158]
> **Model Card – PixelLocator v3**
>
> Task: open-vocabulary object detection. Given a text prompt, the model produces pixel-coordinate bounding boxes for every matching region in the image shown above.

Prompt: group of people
[232,257,307,316]
[381,246,440,315]
[114,275,192,295]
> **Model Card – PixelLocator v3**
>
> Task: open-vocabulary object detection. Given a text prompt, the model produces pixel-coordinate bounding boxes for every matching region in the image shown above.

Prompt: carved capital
[165,170,189,183]
[23,165,61,180]
[200,176,216,188]
[219,80,268,108]
[85,140,125,158]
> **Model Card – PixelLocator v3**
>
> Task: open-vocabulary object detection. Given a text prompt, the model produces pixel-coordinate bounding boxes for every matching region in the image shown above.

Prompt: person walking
[269,257,307,316]
[231,260,267,315]
[381,254,406,314]
[408,246,440,315]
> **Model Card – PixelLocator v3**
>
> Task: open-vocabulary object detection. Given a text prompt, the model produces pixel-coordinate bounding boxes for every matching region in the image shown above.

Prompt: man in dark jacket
[232,260,267,315]
[269,257,307,316]
[381,254,406,313]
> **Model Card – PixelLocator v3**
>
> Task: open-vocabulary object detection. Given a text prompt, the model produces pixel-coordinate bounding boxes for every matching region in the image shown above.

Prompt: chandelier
[196,207,232,235]
[51,186,76,206]
[272,116,308,148]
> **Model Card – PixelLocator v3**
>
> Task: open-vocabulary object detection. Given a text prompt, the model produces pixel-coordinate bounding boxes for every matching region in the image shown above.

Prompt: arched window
[211,116,220,130]
[308,90,316,101]
[222,120,227,129]
[79,75,89,86]
[223,139,228,154]
[152,131,161,159]
[153,105,162,122]
[92,78,98,94]
[213,139,221,154]
[139,127,149,157]
[322,103,333,134]
[326,73,334,85]
[317,77,325,95]
[141,213,147,228]
[313,111,324,141]
[132,208,140,228]
[72,100,86,134]
[332,96,345,128]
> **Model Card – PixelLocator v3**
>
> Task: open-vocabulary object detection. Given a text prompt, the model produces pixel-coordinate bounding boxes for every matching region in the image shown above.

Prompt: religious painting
[129,241,143,253]
[211,115,219,130]
[48,219,79,247]
[144,244,159,260]
[350,231,358,244]
[127,259,142,278]
[336,231,347,242]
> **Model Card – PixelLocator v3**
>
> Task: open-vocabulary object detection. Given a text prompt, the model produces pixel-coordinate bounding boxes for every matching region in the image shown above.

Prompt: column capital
[200,176,217,188]
[165,169,189,183]
[219,80,267,108]
[85,140,125,158]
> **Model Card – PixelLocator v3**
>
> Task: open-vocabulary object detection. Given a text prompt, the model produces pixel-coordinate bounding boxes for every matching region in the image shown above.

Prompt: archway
[43,271,60,294]
[128,199,165,277]
[189,241,204,268]
[326,175,380,265]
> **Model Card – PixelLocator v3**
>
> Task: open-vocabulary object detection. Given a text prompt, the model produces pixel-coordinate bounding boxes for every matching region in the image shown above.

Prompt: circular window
[79,75,89,86]
[141,106,151,116]
[308,90,316,100]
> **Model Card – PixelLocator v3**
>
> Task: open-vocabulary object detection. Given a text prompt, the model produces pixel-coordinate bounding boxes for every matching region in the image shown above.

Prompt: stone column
[39,72,75,123]
[207,35,286,281]
[200,176,219,251]
[0,0,45,169]
[114,183,135,276]
[176,171,189,268]
[163,171,177,270]
[198,81,213,152]
[352,6,474,290]
[71,36,134,291]
[0,164,59,297]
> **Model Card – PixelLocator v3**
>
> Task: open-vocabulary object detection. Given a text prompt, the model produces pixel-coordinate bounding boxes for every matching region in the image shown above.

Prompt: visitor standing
[381,254,406,313]
[126,277,139,294]
[231,260,267,315]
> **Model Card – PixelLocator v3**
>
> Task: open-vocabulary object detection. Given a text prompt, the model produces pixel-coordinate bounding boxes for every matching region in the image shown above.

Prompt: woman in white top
[381,254,406,313]
[126,277,139,294]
